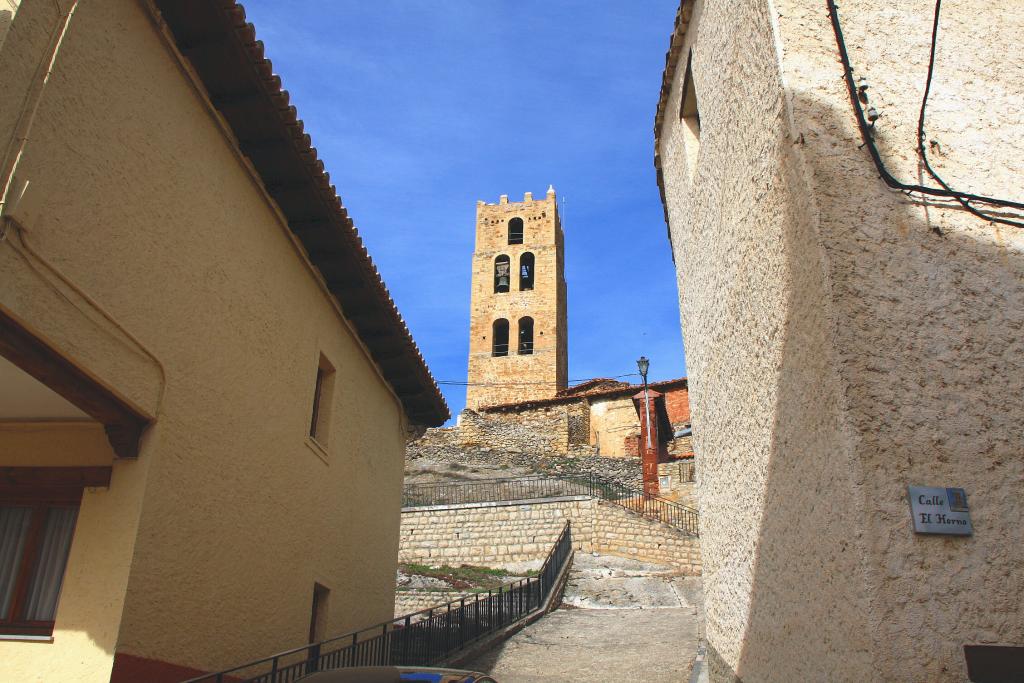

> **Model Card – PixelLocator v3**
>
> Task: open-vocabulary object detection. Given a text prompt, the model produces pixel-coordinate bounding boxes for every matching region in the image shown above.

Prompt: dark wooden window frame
[0,467,110,637]
[308,355,336,448]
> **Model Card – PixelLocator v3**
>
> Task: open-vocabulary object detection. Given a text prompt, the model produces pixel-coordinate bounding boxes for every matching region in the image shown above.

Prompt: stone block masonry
[591,501,701,572]
[399,497,701,576]
[394,592,466,617]
[466,190,568,408]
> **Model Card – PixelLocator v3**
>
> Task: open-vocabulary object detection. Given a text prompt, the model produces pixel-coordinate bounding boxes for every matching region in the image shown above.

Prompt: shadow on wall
[0,11,12,47]
[704,85,1024,682]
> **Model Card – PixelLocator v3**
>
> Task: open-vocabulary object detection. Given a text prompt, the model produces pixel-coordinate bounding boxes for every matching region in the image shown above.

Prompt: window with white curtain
[0,504,79,636]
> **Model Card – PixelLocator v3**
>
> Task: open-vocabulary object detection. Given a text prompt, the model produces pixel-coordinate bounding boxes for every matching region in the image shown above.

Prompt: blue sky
[241,1,686,422]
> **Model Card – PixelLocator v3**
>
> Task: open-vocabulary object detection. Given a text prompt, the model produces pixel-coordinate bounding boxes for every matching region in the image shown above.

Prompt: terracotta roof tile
[480,377,688,413]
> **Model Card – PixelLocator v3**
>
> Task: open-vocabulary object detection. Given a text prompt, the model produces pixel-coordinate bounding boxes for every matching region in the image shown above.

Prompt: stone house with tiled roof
[452,377,693,459]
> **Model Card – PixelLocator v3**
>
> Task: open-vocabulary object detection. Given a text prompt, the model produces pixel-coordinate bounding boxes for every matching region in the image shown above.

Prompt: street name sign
[908,486,973,536]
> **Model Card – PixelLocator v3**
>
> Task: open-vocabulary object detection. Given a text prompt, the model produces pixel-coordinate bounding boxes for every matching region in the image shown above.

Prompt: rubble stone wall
[407,438,643,488]
[456,405,592,456]
[416,386,691,461]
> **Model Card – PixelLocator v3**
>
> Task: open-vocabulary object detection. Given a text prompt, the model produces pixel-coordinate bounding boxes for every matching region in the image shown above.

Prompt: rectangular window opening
[309,583,330,644]
[679,51,701,179]
[309,355,336,447]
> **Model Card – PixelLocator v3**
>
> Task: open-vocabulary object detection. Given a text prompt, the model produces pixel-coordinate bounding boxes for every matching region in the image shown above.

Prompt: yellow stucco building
[0,1,448,681]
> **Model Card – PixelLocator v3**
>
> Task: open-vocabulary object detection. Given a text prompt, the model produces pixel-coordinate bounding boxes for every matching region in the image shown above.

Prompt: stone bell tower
[465,187,568,409]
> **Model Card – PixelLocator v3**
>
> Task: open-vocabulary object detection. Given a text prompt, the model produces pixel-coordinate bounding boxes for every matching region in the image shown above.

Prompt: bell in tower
[494,257,511,293]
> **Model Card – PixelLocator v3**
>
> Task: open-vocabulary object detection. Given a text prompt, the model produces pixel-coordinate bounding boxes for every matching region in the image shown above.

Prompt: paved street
[465,554,702,682]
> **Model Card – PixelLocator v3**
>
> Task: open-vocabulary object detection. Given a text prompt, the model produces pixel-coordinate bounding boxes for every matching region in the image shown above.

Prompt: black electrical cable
[915,0,1024,228]
[826,0,1024,225]
[436,372,642,388]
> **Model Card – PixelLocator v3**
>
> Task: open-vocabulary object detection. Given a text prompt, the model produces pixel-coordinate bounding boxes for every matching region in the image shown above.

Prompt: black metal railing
[402,475,584,508]
[402,473,699,536]
[182,522,573,683]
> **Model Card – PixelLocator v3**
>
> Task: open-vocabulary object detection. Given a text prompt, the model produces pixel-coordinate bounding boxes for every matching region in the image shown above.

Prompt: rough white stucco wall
[659,0,1024,681]
[774,0,1024,679]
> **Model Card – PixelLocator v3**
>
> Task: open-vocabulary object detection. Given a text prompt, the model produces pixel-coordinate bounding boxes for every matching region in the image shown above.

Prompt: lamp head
[636,356,650,379]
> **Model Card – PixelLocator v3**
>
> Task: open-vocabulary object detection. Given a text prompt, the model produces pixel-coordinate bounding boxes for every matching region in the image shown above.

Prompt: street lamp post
[637,356,652,451]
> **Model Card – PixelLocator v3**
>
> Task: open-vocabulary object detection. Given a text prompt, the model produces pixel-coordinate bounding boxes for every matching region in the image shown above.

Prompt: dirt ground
[404,457,536,485]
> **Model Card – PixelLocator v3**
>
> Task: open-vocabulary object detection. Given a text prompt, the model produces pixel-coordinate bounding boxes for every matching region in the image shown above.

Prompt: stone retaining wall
[400,497,594,566]
[399,496,701,575]
[592,502,702,571]
[394,591,466,617]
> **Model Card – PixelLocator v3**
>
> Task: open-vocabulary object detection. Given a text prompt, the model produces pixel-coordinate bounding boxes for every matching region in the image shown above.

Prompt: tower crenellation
[465,188,568,409]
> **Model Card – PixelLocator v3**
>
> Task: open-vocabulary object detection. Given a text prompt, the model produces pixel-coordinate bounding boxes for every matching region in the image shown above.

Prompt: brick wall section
[399,497,701,575]
[664,386,691,424]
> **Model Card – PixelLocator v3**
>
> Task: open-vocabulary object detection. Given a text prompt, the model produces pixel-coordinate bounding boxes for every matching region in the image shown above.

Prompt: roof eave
[479,377,688,413]
[153,0,449,426]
